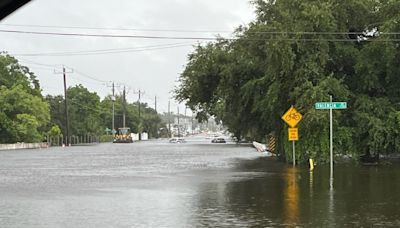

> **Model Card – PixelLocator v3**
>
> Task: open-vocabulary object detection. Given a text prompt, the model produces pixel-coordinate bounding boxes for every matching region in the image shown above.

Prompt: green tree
[46,95,66,135]
[176,0,400,163]
[0,54,49,143]
[0,85,49,143]
[67,84,102,136]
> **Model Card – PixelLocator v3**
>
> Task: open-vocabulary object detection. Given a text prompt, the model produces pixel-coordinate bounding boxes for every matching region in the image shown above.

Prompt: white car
[169,138,186,143]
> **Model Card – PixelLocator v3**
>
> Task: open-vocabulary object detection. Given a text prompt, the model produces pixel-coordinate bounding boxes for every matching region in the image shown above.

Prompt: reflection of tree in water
[192,158,291,226]
[191,159,400,227]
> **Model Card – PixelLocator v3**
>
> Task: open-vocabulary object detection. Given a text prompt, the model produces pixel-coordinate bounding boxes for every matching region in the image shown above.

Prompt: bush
[99,135,114,143]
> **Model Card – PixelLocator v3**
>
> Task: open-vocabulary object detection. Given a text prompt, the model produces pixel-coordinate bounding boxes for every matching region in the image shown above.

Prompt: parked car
[211,137,226,143]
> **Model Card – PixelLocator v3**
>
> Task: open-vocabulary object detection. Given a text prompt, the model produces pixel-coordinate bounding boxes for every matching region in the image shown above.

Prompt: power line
[1,28,399,42]
[73,69,108,83]
[12,42,193,57]
[18,57,62,68]
[0,23,388,35]
[68,75,106,86]
[17,57,109,84]
[0,23,233,33]
[0,29,219,40]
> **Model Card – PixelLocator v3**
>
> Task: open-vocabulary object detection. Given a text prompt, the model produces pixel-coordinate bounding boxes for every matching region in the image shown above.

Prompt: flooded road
[1,136,400,227]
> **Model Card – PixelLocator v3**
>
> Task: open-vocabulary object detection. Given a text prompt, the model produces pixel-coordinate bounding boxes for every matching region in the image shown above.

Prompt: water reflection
[328,178,335,227]
[2,141,400,227]
[309,170,313,198]
[283,167,300,226]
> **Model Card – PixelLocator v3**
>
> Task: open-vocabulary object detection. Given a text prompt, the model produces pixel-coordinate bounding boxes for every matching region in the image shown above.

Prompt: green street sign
[315,102,347,109]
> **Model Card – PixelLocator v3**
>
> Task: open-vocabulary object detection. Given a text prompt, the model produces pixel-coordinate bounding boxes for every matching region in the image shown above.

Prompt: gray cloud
[0,0,255,112]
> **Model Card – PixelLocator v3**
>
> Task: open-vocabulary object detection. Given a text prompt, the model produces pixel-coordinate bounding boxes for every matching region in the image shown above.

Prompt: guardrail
[0,143,49,151]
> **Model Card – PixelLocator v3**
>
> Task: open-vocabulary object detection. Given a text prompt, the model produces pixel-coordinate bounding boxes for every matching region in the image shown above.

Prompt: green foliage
[99,134,114,143]
[100,93,164,138]
[0,85,50,143]
[67,84,102,135]
[0,54,49,143]
[176,0,400,163]
[47,125,62,137]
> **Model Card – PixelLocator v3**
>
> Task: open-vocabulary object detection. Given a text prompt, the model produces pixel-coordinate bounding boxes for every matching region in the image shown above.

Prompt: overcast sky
[0,0,255,113]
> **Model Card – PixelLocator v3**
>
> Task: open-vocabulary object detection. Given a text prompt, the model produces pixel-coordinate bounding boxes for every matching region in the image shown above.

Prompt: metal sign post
[292,141,295,166]
[329,95,333,182]
[315,98,347,186]
[282,107,302,166]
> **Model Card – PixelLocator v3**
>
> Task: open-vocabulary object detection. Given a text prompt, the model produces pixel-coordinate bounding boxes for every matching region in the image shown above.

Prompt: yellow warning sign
[282,106,302,128]
[288,128,299,141]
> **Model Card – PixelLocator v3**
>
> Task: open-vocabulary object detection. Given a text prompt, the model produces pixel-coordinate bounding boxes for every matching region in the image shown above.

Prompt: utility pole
[184,106,187,136]
[107,82,120,136]
[154,95,158,138]
[63,67,69,146]
[112,82,115,135]
[123,86,126,128]
[135,90,145,140]
[154,96,157,113]
[109,82,116,136]
[178,106,180,137]
[168,100,171,138]
[55,66,73,146]
[191,111,194,135]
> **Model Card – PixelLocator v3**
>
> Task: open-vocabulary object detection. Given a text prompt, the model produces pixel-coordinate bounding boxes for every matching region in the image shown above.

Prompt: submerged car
[211,137,226,143]
[169,138,186,143]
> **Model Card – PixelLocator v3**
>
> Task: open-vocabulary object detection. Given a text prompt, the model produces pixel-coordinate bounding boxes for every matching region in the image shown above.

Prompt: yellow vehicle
[113,127,133,143]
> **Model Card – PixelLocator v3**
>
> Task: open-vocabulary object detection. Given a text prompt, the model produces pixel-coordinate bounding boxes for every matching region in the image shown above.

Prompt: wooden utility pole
[177,106,180,137]
[123,86,126,128]
[135,90,145,140]
[112,82,115,135]
[55,66,73,146]
[155,96,157,113]
[168,100,171,138]
[63,67,70,146]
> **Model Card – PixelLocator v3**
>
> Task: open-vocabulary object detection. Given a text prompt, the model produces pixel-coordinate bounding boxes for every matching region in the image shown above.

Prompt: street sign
[315,97,348,184]
[288,128,299,141]
[315,102,347,110]
[282,106,303,128]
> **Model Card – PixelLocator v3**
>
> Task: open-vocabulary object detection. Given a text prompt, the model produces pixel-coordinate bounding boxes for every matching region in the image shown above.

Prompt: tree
[0,85,49,143]
[0,54,49,143]
[67,84,102,136]
[176,0,400,163]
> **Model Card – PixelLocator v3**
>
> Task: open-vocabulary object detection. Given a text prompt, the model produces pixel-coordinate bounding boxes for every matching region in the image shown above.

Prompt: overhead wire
[0,23,232,34]
[0,23,391,35]
[12,42,194,57]
[1,28,399,42]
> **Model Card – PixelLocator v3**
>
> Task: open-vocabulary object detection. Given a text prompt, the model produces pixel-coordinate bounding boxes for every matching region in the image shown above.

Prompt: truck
[113,127,133,143]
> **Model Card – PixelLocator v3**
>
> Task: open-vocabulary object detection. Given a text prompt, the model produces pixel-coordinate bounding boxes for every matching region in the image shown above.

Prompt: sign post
[288,127,299,167]
[315,98,347,187]
[329,96,333,184]
[282,107,302,166]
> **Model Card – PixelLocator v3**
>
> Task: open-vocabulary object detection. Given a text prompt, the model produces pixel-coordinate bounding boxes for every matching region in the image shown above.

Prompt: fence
[47,135,100,147]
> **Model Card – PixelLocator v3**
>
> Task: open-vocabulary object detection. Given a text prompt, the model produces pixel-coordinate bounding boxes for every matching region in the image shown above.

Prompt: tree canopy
[0,54,49,143]
[175,0,400,162]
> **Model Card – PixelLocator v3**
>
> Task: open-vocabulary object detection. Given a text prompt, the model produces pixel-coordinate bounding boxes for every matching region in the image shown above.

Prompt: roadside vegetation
[0,53,164,143]
[175,0,400,163]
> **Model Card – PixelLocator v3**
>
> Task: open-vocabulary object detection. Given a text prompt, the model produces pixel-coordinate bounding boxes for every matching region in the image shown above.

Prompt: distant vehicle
[211,137,226,143]
[169,138,186,143]
[113,127,133,143]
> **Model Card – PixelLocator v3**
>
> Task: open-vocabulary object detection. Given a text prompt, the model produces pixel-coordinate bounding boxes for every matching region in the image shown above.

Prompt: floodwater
[1,136,400,227]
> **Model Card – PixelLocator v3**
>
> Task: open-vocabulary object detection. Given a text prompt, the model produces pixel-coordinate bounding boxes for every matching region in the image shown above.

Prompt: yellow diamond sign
[282,106,302,128]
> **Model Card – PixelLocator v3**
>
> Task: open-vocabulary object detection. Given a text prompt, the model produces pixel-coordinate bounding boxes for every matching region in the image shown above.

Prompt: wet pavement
[1,136,400,227]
